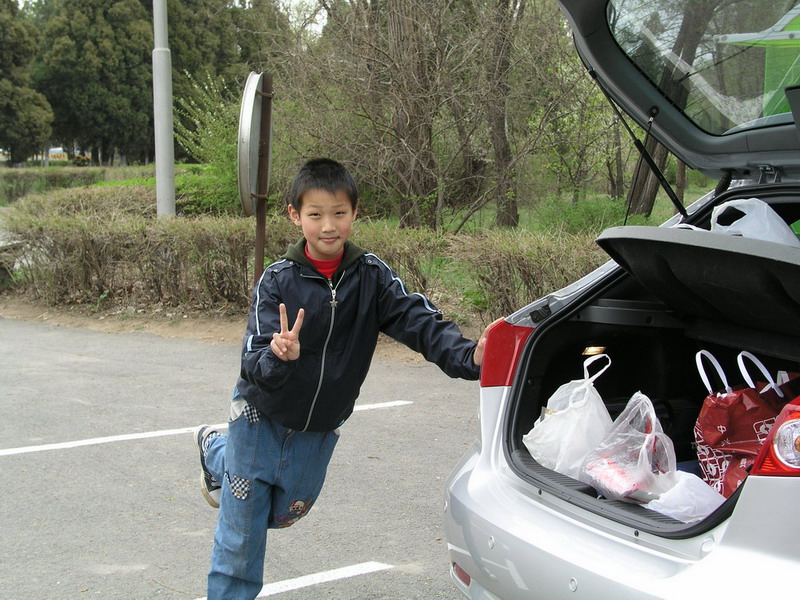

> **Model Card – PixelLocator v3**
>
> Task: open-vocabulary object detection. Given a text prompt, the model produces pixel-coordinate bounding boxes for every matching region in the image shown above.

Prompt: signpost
[237,72,274,284]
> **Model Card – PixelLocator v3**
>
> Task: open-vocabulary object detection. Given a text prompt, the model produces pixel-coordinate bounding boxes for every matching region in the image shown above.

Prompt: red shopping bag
[694,350,780,497]
[737,351,800,413]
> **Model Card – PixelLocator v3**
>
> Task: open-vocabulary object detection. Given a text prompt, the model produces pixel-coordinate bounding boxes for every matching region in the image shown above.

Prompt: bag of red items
[737,351,800,413]
[693,350,783,497]
[581,392,677,504]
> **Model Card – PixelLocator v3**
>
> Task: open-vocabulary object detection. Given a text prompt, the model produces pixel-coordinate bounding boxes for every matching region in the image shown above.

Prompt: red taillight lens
[479,319,534,388]
[751,398,800,476]
[452,562,471,586]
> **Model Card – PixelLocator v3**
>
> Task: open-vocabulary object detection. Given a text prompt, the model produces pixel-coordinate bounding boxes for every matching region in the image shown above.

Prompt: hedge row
[3,185,608,322]
[0,166,155,204]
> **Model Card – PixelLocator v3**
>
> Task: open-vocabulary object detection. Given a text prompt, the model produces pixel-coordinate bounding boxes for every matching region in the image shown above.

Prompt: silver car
[444,0,800,598]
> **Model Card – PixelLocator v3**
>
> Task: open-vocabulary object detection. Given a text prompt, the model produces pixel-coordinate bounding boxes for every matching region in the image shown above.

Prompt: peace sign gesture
[270,303,305,361]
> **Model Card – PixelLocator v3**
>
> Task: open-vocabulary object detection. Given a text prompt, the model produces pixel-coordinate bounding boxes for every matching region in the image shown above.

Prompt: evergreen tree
[35,0,153,163]
[0,0,53,165]
[166,0,243,101]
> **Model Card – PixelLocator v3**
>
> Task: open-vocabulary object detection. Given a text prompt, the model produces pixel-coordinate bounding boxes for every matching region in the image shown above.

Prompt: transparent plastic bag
[522,354,613,479]
[581,392,677,504]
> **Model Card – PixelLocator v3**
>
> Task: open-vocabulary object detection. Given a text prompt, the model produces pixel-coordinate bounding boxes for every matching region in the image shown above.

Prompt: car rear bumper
[445,443,675,599]
[443,406,800,599]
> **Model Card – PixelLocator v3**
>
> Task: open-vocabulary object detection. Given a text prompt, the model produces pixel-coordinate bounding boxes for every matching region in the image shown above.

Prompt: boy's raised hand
[271,303,304,361]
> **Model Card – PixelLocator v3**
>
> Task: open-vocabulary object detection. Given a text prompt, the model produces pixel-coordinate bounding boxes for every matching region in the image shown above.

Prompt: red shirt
[304,245,343,280]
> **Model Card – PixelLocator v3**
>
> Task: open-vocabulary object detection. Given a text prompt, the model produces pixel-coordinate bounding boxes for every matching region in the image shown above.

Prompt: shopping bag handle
[737,351,783,398]
[696,350,732,395]
[583,353,611,383]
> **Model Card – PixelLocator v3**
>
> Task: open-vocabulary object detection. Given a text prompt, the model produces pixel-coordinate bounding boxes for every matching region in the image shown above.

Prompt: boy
[194,158,493,599]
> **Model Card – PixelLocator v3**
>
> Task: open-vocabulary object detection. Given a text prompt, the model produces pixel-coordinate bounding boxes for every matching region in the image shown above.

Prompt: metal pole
[152,0,175,217]
[254,74,274,284]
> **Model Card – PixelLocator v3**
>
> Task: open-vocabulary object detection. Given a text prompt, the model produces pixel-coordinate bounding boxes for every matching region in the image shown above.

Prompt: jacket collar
[283,238,366,277]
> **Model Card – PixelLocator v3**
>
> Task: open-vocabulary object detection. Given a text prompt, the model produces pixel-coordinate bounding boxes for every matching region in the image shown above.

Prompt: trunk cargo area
[507,196,800,534]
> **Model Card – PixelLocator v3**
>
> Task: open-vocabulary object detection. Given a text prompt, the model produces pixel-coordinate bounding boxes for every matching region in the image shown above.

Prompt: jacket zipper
[302,269,345,431]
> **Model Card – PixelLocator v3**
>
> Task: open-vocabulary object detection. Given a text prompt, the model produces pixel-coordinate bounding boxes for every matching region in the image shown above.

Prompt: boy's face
[288,188,358,261]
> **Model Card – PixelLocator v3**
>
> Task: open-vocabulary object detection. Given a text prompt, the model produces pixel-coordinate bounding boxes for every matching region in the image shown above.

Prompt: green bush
[174,75,240,215]
[453,228,607,317]
[350,221,447,293]
[4,186,297,310]
[0,166,156,204]
[3,185,609,323]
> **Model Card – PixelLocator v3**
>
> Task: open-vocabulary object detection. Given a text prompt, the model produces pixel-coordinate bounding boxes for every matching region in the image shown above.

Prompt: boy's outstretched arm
[473,318,504,367]
[271,303,305,361]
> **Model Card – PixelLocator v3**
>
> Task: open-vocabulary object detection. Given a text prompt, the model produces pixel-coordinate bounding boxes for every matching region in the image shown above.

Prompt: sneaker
[193,425,222,508]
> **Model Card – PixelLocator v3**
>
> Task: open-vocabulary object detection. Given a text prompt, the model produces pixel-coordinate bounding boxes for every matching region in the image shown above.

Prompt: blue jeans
[204,406,339,600]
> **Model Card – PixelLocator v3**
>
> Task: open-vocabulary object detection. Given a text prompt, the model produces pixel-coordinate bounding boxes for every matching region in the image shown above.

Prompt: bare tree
[385,0,440,227]
[485,0,526,227]
[627,0,725,216]
[271,0,619,230]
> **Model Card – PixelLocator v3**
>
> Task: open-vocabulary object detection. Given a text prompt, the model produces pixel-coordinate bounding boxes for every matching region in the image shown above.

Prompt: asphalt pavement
[1,315,480,599]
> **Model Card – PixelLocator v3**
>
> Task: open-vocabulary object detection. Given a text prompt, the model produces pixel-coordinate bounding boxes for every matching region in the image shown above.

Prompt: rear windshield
[608,0,800,135]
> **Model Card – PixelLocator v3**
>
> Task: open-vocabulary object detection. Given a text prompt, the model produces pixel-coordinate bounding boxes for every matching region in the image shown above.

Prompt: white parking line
[194,561,394,599]
[0,401,413,457]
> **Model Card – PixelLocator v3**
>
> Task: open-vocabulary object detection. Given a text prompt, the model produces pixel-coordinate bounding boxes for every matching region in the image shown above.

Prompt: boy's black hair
[289,158,359,210]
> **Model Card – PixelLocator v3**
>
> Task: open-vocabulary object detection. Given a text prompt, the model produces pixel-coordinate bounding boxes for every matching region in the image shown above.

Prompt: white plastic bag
[645,470,725,523]
[581,392,677,503]
[710,197,800,248]
[522,354,613,479]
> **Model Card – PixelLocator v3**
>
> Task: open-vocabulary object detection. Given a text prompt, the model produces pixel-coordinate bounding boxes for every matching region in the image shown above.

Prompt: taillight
[479,319,534,388]
[751,398,800,476]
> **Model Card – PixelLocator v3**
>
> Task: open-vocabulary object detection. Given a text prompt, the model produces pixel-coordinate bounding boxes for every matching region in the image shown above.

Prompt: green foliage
[166,0,256,108]
[5,185,607,326]
[0,0,53,164]
[453,228,607,317]
[530,194,654,234]
[688,169,713,189]
[174,75,240,215]
[350,222,448,293]
[33,0,153,160]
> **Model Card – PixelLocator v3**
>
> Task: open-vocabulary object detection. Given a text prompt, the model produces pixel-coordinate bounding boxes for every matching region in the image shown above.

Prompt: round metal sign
[237,72,271,217]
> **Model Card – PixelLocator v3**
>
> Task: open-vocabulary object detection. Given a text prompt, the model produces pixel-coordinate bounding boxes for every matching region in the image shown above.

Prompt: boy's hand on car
[473,318,504,366]
[271,303,304,361]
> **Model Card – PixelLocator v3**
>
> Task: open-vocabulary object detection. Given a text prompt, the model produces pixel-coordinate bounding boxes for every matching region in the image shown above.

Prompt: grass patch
[0,166,156,204]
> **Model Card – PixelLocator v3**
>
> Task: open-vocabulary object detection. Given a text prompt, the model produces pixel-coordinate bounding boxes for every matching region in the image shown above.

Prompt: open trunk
[506,190,800,537]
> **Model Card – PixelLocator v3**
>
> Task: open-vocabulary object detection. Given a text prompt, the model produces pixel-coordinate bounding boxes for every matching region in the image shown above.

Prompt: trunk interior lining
[508,286,800,533]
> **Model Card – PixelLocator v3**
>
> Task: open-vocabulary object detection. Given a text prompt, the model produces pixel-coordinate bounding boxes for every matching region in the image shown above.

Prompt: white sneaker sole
[193,426,221,509]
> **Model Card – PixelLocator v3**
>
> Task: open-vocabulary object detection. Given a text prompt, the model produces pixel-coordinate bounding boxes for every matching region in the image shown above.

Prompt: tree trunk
[387,0,439,229]
[676,159,686,203]
[488,0,525,228]
[629,140,668,216]
[625,0,720,215]
[445,91,487,209]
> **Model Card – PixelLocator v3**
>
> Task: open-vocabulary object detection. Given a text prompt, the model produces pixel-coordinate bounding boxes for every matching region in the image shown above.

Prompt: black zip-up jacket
[236,238,480,432]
